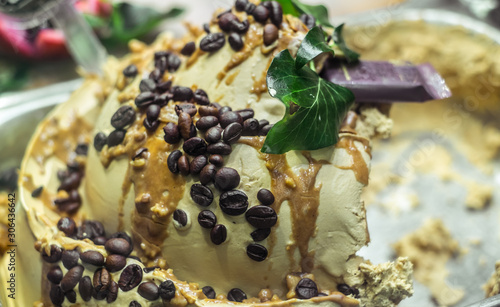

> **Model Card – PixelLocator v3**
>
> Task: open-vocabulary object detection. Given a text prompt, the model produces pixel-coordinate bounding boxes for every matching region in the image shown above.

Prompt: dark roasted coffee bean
[253,5,269,23]
[200,164,217,185]
[210,224,227,245]
[93,267,111,294]
[219,190,248,216]
[138,282,160,301]
[296,278,318,299]
[258,119,269,129]
[57,217,76,237]
[132,148,148,161]
[266,1,283,27]
[80,251,105,266]
[352,287,360,297]
[65,289,77,303]
[108,129,126,147]
[219,111,242,128]
[203,23,211,34]
[173,86,193,102]
[42,245,62,263]
[105,238,131,256]
[183,137,207,156]
[190,155,208,175]
[223,122,242,144]
[215,167,240,191]
[208,154,224,167]
[155,93,170,107]
[119,264,143,291]
[146,104,161,121]
[109,232,133,252]
[164,123,180,144]
[337,284,352,296]
[175,103,198,117]
[94,132,108,152]
[54,189,81,214]
[50,284,64,306]
[196,116,219,131]
[190,184,214,207]
[242,118,259,136]
[167,150,183,174]
[181,41,196,56]
[200,33,226,52]
[111,106,136,129]
[231,19,249,34]
[143,117,160,132]
[251,228,271,241]
[140,79,157,92]
[207,142,232,155]
[47,266,63,284]
[247,243,268,261]
[167,54,181,72]
[135,91,156,108]
[173,209,188,227]
[155,51,169,59]
[93,236,107,245]
[202,286,216,299]
[219,106,232,115]
[66,160,82,172]
[79,276,93,302]
[193,89,210,105]
[228,288,247,302]
[205,126,223,144]
[199,106,219,117]
[130,301,142,307]
[89,220,105,237]
[236,108,254,121]
[159,280,176,300]
[60,265,84,292]
[299,13,316,29]
[75,143,89,155]
[149,68,163,82]
[57,169,69,181]
[123,64,138,77]
[245,205,277,228]
[228,33,244,51]
[62,250,80,269]
[156,56,168,72]
[259,124,273,136]
[219,12,238,32]
[235,0,248,11]
[93,288,108,300]
[107,280,119,303]
[244,2,256,14]
[143,266,160,273]
[257,188,275,206]
[178,156,190,176]
[58,172,81,191]
[263,24,279,46]
[178,112,193,140]
[156,80,172,93]
[198,210,217,229]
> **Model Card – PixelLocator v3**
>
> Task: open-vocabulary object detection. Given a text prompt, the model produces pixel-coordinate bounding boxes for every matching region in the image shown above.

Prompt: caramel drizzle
[335,135,371,185]
[21,174,54,211]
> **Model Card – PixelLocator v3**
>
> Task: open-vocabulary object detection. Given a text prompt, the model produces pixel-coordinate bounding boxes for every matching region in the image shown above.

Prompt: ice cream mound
[8,1,413,306]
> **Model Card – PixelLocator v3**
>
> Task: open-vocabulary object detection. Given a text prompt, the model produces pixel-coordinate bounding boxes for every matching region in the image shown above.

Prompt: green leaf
[295,26,334,69]
[0,62,28,93]
[262,49,354,154]
[291,0,333,28]
[83,14,108,29]
[263,0,299,16]
[333,24,360,63]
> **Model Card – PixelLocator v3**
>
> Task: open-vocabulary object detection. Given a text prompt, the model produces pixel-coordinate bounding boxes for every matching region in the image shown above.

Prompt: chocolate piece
[60,265,84,292]
[198,210,217,229]
[190,184,214,207]
[159,280,176,300]
[210,224,227,245]
[245,205,278,228]
[228,288,247,302]
[215,167,240,191]
[119,264,143,291]
[138,282,160,301]
[246,243,268,262]
[296,278,318,299]
[202,285,216,299]
[105,254,127,272]
[219,190,248,216]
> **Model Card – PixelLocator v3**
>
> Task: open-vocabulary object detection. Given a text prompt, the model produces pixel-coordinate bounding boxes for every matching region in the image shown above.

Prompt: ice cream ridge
[9,0,416,306]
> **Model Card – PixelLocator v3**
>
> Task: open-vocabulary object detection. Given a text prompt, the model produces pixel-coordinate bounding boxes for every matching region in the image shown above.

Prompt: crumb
[464,181,493,210]
[484,261,500,297]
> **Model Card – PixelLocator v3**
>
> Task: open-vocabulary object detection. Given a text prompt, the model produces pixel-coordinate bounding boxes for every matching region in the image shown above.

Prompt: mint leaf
[291,0,333,28]
[265,0,299,16]
[295,26,334,69]
[333,24,360,63]
[262,49,354,154]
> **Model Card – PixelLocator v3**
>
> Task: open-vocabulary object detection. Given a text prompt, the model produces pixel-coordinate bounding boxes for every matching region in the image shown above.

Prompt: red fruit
[34,29,68,59]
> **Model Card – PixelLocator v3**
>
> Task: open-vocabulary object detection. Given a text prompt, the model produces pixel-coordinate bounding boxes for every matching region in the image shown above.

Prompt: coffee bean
[219,111,242,128]
[247,243,268,262]
[337,283,352,296]
[199,106,219,117]
[173,209,188,227]
[94,132,108,152]
[123,64,138,77]
[263,24,279,46]
[219,13,238,32]
[235,0,248,11]
[75,143,89,155]
[251,228,271,241]
[259,124,273,136]
[66,289,77,303]
[210,224,227,245]
[202,286,216,299]
[178,112,193,140]
[223,122,243,144]
[93,267,111,296]
[173,86,194,102]
[253,5,269,23]
[159,280,176,300]
[93,288,108,300]
[60,265,84,292]
[196,116,219,131]
[157,80,172,93]
[155,51,169,60]
[244,2,256,14]
[57,217,76,237]
[183,137,208,156]
[119,264,143,291]
[205,126,223,144]
[132,148,148,161]
[93,236,107,245]
[105,238,131,256]
[352,288,360,297]
[140,79,156,92]
[146,104,161,121]
[107,129,126,147]
[228,33,244,51]
[258,119,270,129]
[90,220,105,237]
[107,280,119,303]
[181,41,196,56]
[299,13,316,29]
[80,251,105,266]
[296,278,318,299]
[54,190,81,214]
[200,164,217,185]
[208,154,224,167]
[190,155,208,175]
[190,184,214,207]
[236,108,254,121]
[245,205,277,228]
[155,57,168,72]
[109,232,133,252]
[79,276,93,302]
[219,190,248,215]
[163,123,181,144]
[167,150,183,174]
[231,19,249,34]
[47,266,63,284]
[138,282,160,301]
[143,266,160,273]
[215,167,240,191]
[203,23,211,34]
[200,33,226,52]
[167,54,181,72]
[257,188,275,206]
[50,284,65,306]
[111,106,136,129]
[149,68,163,82]
[135,92,156,108]
[242,118,259,136]
[62,250,80,269]
[105,254,127,272]
[42,245,62,263]
[175,103,198,117]
[228,288,247,302]
[143,118,159,131]
[58,172,81,191]
[266,1,283,27]
[219,106,232,116]
[198,210,217,229]
[207,142,232,155]
[178,156,190,176]
[193,89,210,105]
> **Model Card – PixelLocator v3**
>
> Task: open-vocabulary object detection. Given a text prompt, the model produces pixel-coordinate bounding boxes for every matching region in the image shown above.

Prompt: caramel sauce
[206,292,359,307]
[225,69,240,86]
[186,47,206,69]
[21,175,54,210]
[335,135,371,185]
